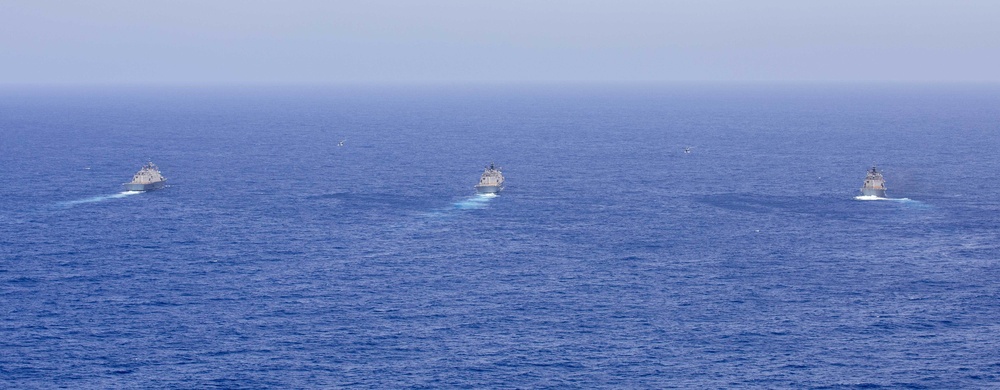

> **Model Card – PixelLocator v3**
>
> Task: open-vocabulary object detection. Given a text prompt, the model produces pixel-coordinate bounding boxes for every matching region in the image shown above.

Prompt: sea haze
[2,84,1000,388]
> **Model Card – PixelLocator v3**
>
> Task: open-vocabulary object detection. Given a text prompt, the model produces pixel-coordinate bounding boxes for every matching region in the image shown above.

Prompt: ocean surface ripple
[2,85,1000,388]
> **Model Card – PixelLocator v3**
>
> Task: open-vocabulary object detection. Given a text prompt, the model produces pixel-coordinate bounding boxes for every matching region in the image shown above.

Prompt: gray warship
[860,165,887,197]
[475,163,504,194]
[124,162,167,191]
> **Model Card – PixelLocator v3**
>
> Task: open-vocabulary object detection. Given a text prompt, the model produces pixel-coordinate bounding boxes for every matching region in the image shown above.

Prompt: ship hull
[124,181,166,192]
[475,185,502,194]
[860,188,886,197]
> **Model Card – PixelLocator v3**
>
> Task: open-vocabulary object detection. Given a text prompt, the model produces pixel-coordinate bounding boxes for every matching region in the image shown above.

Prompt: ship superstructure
[860,165,886,197]
[475,163,504,194]
[124,162,167,191]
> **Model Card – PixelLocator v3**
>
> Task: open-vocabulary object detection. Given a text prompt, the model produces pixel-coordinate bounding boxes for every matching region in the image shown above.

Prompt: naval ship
[475,163,504,194]
[124,162,167,191]
[860,165,887,197]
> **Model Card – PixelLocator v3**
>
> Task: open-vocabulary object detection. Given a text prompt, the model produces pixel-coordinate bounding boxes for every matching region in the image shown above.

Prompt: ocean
[2,84,999,388]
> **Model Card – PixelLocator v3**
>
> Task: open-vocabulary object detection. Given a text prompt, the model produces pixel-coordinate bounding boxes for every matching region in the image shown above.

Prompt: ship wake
[420,193,498,218]
[854,195,927,208]
[60,191,143,207]
[854,195,911,202]
[454,193,497,210]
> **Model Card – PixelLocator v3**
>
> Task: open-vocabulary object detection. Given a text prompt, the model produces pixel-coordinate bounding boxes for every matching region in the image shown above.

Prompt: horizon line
[3,80,1000,88]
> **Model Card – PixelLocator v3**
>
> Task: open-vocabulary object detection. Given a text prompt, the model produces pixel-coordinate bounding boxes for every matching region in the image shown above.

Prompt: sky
[1,0,999,85]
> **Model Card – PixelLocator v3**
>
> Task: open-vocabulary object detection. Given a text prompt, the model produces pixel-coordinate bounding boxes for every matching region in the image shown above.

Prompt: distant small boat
[683,146,693,154]
[860,165,887,197]
[475,163,504,194]
[123,162,167,191]
[338,140,345,147]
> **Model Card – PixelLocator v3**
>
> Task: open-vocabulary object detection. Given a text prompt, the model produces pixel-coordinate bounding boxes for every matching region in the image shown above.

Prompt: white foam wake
[61,191,142,206]
[421,193,499,218]
[854,195,912,202]
[454,193,497,210]
[854,195,929,209]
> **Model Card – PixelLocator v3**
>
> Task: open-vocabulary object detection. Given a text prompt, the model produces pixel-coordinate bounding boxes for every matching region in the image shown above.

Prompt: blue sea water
[2,84,1000,388]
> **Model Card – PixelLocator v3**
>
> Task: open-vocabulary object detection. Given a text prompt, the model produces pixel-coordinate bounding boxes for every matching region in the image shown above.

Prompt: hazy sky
[2,0,999,84]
